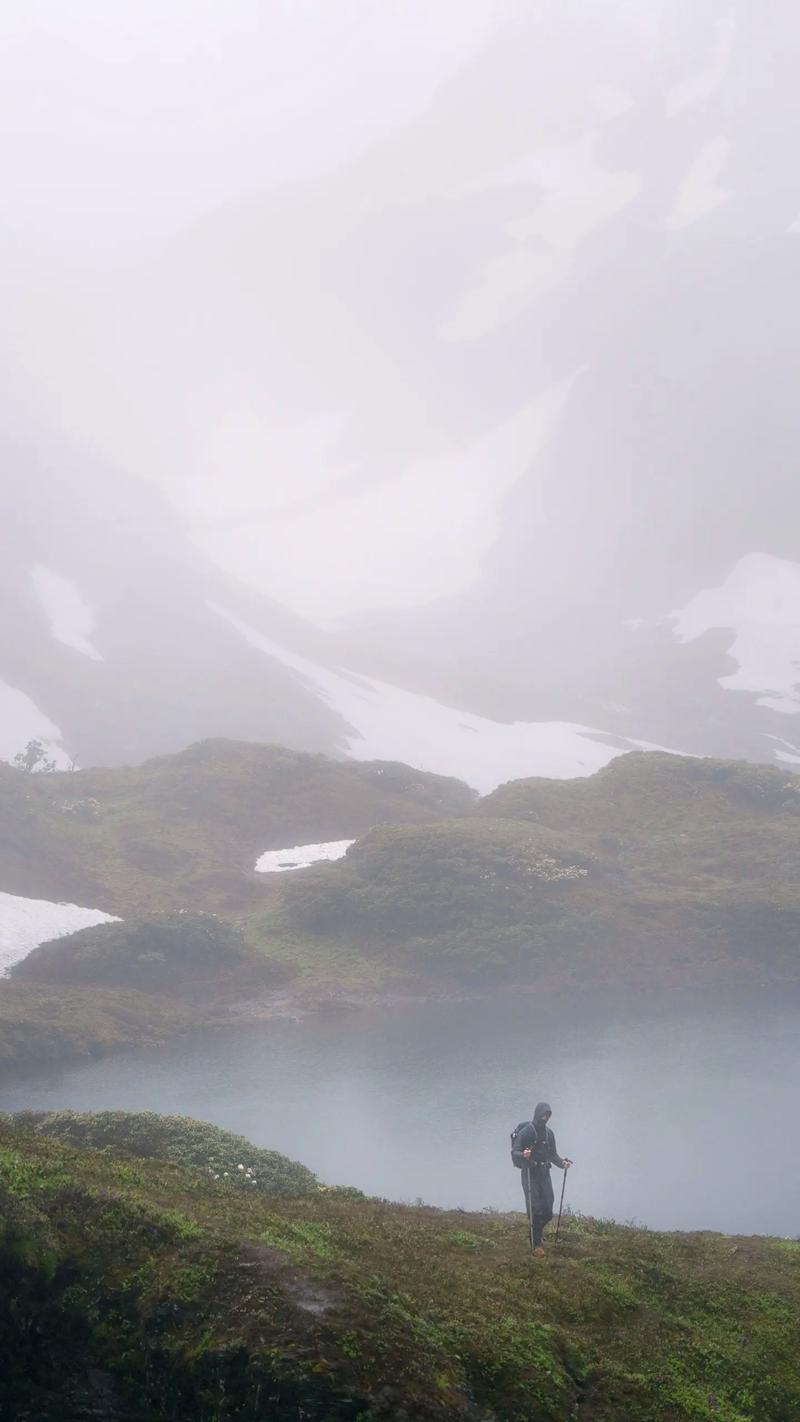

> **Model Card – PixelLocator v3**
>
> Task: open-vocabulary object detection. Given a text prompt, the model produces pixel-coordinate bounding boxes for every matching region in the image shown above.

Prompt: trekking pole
[554,1165,569,1244]
[526,1164,535,1253]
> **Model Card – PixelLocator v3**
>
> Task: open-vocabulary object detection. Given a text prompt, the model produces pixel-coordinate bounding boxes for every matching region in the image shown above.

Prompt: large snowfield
[0,891,119,974]
[211,604,673,793]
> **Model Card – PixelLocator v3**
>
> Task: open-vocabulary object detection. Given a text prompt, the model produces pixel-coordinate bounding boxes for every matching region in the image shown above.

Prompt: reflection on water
[1,995,797,1235]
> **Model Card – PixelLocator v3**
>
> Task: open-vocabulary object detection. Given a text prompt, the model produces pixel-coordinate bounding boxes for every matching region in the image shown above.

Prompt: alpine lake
[1,992,796,1237]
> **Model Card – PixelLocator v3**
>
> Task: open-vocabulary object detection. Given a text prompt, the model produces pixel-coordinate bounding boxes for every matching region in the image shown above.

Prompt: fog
[2,0,800,776]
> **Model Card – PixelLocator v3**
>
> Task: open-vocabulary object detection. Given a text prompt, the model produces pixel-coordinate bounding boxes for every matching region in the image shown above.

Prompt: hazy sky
[5,0,788,634]
[5,0,800,774]
[0,0,515,246]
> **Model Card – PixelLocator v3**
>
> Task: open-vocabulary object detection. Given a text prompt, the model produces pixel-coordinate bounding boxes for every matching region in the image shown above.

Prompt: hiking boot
[533,1246,545,1257]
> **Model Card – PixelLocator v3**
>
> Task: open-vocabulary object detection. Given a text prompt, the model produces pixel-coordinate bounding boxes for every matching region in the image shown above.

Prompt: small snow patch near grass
[255,840,355,874]
[0,892,119,974]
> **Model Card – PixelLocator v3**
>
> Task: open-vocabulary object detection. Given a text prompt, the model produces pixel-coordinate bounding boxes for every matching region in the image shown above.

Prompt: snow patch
[189,388,574,625]
[442,135,640,340]
[0,891,120,974]
[255,840,355,874]
[666,553,800,714]
[211,604,676,793]
[0,681,70,768]
[665,13,736,118]
[31,565,103,661]
[666,136,731,230]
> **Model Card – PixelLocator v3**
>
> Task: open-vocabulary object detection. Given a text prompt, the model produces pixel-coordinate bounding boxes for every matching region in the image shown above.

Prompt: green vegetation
[3,746,800,1077]
[0,739,474,916]
[1,913,293,1078]
[275,754,800,990]
[276,818,598,981]
[1,1113,799,1421]
[0,983,195,1075]
[5,1111,320,1199]
[13,911,285,994]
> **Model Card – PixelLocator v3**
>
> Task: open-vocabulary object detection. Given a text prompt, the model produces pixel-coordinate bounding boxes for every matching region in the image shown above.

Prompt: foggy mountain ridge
[0,419,350,769]
[3,1,800,782]
[1,411,673,788]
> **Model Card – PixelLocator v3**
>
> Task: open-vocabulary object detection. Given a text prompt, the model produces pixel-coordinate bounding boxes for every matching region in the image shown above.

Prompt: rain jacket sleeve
[547,1128,566,1170]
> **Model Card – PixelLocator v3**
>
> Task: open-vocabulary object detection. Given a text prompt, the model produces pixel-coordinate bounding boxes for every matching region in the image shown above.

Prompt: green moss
[0,740,473,917]
[276,753,800,990]
[0,982,197,1079]
[3,747,800,1081]
[2,1115,800,1420]
[13,910,280,992]
[6,1110,319,1198]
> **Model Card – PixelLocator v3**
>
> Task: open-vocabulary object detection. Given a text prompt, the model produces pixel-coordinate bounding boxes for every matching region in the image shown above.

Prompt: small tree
[13,739,58,774]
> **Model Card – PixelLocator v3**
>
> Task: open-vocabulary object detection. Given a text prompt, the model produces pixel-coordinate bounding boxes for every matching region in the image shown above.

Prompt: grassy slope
[2,913,289,1078]
[0,740,474,916]
[7,1111,322,1198]
[0,983,196,1075]
[3,747,800,1075]
[1,1117,799,1422]
[274,754,800,991]
[12,912,283,993]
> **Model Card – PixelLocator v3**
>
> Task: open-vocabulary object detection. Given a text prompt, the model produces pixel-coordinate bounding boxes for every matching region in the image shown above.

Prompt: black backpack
[510,1119,538,1168]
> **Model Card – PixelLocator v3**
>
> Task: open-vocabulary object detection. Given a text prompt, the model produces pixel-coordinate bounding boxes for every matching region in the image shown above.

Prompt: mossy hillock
[0,739,474,916]
[276,818,600,981]
[480,751,800,835]
[12,911,285,995]
[0,982,195,1077]
[3,747,800,1075]
[1,1114,799,1421]
[272,753,800,991]
[5,1110,320,1199]
[1,913,292,1079]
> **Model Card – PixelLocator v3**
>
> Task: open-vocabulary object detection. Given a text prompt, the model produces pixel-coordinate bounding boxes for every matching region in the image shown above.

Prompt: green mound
[1,1117,799,1421]
[3,747,800,1077]
[6,1110,319,1198]
[273,753,800,990]
[279,818,599,979]
[480,751,800,834]
[12,911,283,993]
[0,739,474,916]
[0,982,194,1076]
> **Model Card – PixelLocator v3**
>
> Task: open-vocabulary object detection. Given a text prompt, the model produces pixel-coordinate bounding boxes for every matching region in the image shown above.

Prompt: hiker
[511,1101,572,1256]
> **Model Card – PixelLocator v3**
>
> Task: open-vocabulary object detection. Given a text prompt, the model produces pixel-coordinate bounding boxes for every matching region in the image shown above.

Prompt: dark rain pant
[521,1165,555,1245]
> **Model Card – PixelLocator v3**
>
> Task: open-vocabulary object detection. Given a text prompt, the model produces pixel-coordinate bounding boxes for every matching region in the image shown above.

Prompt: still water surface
[1,996,797,1236]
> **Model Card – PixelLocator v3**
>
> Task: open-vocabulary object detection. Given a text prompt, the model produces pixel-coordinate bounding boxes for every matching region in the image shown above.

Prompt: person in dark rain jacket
[511,1101,572,1255]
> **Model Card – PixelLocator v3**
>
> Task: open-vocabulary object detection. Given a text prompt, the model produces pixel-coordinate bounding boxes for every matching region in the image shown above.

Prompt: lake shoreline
[2,990,799,1233]
[3,963,798,1088]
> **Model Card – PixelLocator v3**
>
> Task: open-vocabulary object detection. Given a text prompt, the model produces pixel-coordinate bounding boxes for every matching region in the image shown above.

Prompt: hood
[533,1101,552,1123]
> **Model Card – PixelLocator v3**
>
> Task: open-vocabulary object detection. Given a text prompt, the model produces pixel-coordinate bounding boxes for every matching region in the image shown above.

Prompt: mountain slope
[274,752,800,988]
[2,747,799,1075]
[0,739,473,914]
[2,1114,799,1422]
[0,417,355,771]
[6,7,800,780]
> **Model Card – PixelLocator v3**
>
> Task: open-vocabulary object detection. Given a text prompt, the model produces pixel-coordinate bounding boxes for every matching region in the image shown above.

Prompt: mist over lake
[3,993,796,1237]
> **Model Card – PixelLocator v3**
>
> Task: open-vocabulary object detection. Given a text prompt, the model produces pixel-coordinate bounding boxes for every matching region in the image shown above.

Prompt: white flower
[237,1164,245,1172]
